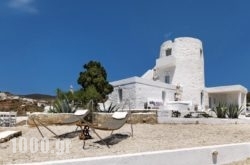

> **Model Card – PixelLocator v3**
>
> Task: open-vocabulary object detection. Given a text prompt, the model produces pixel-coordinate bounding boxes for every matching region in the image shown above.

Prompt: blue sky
[0,0,249,95]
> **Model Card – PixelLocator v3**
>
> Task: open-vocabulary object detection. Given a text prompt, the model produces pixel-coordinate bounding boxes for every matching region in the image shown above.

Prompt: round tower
[156,37,205,109]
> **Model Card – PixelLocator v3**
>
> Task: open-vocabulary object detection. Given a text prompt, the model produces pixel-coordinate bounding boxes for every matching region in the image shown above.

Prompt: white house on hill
[108,37,247,112]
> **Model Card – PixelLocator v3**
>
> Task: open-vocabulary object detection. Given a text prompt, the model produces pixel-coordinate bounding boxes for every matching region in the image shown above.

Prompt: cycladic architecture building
[109,37,248,112]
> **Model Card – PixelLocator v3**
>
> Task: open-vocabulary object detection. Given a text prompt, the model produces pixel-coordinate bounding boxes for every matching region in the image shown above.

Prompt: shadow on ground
[94,133,130,145]
[57,130,83,139]
[56,131,129,146]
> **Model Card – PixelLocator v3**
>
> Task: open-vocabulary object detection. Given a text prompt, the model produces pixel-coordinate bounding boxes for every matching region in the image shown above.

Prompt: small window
[162,91,166,102]
[118,88,123,103]
[165,48,172,56]
[165,76,170,84]
[174,93,178,101]
[200,91,203,106]
[200,48,203,56]
[209,97,212,108]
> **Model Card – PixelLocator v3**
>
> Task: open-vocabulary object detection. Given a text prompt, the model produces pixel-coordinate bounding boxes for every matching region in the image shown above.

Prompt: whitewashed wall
[171,38,205,107]
[27,143,250,165]
[155,37,205,109]
[109,77,177,109]
[110,37,247,111]
[208,92,246,109]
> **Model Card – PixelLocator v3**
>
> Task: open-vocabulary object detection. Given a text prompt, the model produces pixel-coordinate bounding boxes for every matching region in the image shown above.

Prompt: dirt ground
[1,123,250,164]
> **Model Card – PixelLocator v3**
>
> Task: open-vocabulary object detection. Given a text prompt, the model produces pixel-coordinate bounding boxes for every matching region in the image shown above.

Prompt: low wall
[27,111,250,126]
[27,111,157,126]
[93,112,157,124]
[27,113,78,126]
[19,143,250,165]
[157,117,250,124]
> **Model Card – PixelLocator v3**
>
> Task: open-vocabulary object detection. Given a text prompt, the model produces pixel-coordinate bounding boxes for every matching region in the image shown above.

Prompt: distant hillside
[19,93,56,101]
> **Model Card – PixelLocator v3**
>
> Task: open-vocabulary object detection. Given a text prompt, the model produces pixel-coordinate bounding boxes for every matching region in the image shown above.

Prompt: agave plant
[212,103,227,118]
[227,104,244,119]
[98,102,120,113]
[49,95,77,113]
[106,103,120,113]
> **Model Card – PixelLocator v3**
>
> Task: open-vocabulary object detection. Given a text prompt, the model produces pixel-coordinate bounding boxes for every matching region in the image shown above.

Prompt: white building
[0,92,7,100]
[109,37,247,112]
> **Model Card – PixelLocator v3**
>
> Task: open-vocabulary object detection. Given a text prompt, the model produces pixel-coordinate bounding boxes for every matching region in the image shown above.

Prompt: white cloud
[8,0,38,14]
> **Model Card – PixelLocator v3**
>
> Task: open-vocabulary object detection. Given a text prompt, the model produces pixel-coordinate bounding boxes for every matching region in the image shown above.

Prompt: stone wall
[27,111,157,126]
[93,111,157,124]
[27,113,79,126]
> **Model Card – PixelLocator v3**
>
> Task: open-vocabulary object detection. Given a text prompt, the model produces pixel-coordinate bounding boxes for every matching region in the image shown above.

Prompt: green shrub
[49,95,77,113]
[200,113,212,118]
[212,103,227,118]
[172,111,181,117]
[227,104,244,119]
[97,102,120,113]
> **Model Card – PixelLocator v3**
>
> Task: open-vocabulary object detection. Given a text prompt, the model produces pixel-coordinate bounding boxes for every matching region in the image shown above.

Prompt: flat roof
[205,85,248,94]
[111,76,176,90]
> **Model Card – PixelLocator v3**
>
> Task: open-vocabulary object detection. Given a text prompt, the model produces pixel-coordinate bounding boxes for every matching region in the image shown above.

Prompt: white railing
[0,111,17,127]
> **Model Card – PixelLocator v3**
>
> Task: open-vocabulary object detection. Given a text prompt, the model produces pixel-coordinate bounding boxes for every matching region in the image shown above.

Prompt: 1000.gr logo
[12,137,71,155]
